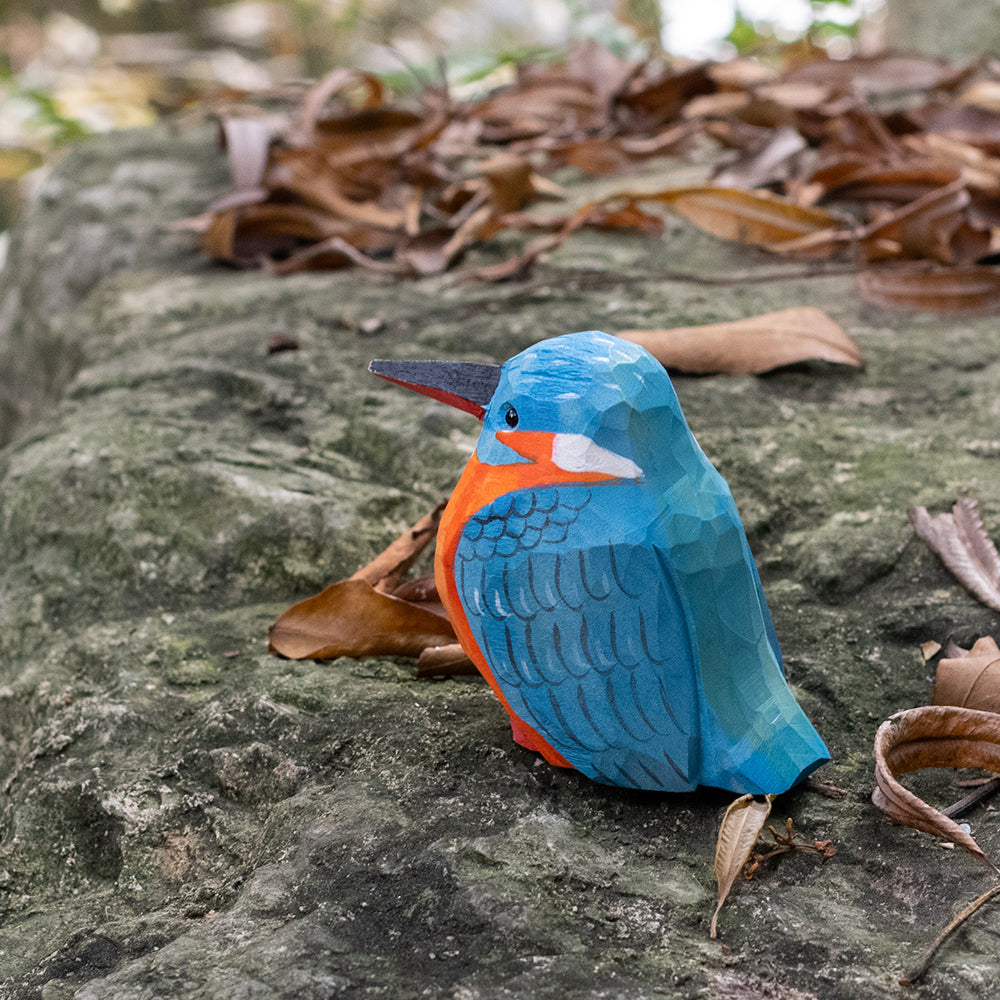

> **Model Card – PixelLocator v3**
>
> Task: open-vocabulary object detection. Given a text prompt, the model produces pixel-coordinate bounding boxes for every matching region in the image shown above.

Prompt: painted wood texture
[371,331,829,794]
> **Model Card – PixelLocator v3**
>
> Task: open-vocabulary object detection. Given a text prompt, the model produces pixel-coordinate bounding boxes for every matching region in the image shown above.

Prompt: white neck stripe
[551,433,642,479]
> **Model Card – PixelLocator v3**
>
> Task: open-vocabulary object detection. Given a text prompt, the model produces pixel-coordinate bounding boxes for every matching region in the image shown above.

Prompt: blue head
[476,331,704,484]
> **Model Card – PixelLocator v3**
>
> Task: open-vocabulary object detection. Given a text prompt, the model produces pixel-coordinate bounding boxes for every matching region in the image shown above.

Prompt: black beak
[368,359,502,420]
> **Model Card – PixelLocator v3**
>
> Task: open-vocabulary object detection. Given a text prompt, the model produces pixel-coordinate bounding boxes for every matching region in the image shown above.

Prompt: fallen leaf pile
[195,47,1000,311]
[869,498,1000,983]
[894,497,1000,850]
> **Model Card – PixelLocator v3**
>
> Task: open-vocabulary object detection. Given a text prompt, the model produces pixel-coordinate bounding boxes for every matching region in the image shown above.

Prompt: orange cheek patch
[496,430,619,484]
[495,429,555,463]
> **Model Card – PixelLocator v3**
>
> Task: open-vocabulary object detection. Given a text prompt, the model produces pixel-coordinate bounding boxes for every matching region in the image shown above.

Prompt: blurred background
[0,0,886,158]
[0,0,992,230]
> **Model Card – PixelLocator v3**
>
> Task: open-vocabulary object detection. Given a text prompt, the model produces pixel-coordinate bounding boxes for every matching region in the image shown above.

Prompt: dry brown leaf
[311,108,442,164]
[478,154,564,213]
[268,147,409,231]
[682,91,751,120]
[468,234,560,282]
[859,266,1000,314]
[288,68,386,147]
[920,101,1000,154]
[628,185,844,252]
[220,115,276,191]
[469,196,601,281]
[711,793,774,939]
[553,125,696,176]
[922,640,943,661]
[708,58,777,89]
[268,578,455,660]
[351,502,446,593]
[934,637,1000,712]
[473,74,603,141]
[712,126,808,190]
[202,206,238,261]
[269,236,405,276]
[857,180,990,266]
[584,199,665,236]
[872,705,1000,866]
[616,63,716,128]
[821,164,965,206]
[908,499,1000,611]
[398,204,498,277]
[268,502,455,661]
[782,53,963,96]
[418,643,477,677]
[756,81,835,112]
[203,201,386,267]
[617,307,862,375]
[958,80,1000,112]
[904,132,1000,191]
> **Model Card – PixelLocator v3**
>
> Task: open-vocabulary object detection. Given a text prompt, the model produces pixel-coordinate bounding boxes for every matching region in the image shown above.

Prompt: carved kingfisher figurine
[370,331,828,795]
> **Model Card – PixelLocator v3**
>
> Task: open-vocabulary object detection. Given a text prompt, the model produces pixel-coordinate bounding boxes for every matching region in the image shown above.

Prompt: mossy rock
[0,124,997,1000]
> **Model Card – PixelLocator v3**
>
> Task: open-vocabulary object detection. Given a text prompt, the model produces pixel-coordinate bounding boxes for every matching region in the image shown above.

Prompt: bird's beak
[368,359,502,420]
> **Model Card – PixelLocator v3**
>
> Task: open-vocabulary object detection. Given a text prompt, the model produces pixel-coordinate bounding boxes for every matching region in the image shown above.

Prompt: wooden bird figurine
[370,331,829,794]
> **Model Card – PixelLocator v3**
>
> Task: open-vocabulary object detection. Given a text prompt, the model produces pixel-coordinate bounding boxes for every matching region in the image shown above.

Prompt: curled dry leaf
[856,180,991,266]
[630,185,845,252]
[933,636,1000,712]
[268,579,455,660]
[269,502,456,661]
[908,498,1000,612]
[418,642,477,678]
[872,705,1000,866]
[710,793,774,939]
[859,266,1000,315]
[350,502,446,593]
[618,306,862,375]
[288,68,386,147]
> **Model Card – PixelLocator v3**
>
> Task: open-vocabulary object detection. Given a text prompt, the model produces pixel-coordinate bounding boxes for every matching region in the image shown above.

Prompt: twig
[942,776,1000,818]
[901,882,1000,986]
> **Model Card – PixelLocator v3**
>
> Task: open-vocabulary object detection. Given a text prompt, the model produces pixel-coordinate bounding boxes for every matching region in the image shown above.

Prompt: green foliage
[17,87,91,145]
[726,10,762,55]
[726,0,864,57]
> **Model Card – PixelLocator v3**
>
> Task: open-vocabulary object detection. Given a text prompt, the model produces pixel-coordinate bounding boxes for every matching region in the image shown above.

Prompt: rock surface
[0,123,999,1000]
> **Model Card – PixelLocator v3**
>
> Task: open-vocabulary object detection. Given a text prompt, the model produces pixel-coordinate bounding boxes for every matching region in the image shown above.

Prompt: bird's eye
[504,405,519,428]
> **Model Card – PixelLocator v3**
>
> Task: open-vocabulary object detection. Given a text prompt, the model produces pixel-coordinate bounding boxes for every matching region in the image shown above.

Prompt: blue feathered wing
[455,483,701,791]
[454,481,828,795]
